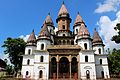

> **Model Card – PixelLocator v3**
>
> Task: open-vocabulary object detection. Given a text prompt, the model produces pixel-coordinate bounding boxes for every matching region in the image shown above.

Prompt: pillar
[56,55,59,79]
[70,62,71,79]
[77,55,80,79]
[69,55,71,79]
[57,62,59,79]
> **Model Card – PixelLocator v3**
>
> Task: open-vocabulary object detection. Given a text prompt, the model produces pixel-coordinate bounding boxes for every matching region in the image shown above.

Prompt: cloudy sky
[0,0,120,59]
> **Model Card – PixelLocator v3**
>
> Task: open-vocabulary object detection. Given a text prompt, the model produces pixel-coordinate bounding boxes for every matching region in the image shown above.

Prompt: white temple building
[21,2,110,80]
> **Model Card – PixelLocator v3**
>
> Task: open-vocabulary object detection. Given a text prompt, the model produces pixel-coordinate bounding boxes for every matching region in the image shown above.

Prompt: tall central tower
[56,2,72,36]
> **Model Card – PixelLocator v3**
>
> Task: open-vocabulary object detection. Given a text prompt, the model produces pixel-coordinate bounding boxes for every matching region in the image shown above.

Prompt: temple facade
[21,2,110,80]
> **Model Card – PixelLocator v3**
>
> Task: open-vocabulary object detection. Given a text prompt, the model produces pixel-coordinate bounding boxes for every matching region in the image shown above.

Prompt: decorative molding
[84,66,92,69]
[22,65,34,66]
[34,62,49,64]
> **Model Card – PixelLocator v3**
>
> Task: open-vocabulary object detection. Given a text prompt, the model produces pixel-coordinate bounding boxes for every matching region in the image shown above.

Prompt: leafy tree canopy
[112,23,120,43]
[108,48,120,74]
[2,37,26,74]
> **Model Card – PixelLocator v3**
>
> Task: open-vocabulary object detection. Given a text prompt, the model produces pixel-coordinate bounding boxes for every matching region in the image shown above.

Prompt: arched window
[100,59,102,64]
[40,56,44,62]
[71,40,74,45]
[50,29,52,34]
[63,40,65,45]
[59,40,61,45]
[63,34,65,36]
[28,49,31,55]
[86,70,90,79]
[41,44,44,50]
[84,43,87,50]
[39,70,43,78]
[85,56,88,62]
[27,59,30,65]
[76,29,78,34]
[62,25,65,29]
[67,40,70,45]
[101,71,104,78]
[26,71,29,75]
[98,48,101,54]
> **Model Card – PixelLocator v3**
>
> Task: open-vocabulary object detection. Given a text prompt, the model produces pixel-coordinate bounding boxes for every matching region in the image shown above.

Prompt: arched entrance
[71,57,78,78]
[86,70,90,79]
[50,57,57,79]
[101,71,104,78]
[39,70,43,78]
[59,57,69,78]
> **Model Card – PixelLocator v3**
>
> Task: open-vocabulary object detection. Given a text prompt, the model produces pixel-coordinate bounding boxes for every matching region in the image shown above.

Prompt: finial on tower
[62,1,64,4]
[94,28,96,31]
[48,12,50,15]
[78,11,80,14]
[32,29,34,33]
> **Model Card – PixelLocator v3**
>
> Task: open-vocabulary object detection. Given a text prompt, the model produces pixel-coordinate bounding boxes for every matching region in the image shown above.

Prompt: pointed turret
[38,21,50,39]
[77,23,90,37]
[92,28,104,46]
[76,24,92,50]
[56,2,72,36]
[58,1,69,17]
[37,22,51,50]
[74,12,84,26]
[27,30,36,46]
[45,13,54,26]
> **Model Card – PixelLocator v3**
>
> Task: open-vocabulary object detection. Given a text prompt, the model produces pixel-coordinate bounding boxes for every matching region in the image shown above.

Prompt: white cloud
[97,11,120,50]
[19,35,38,42]
[95,0,120,13]
[19,35,30,42]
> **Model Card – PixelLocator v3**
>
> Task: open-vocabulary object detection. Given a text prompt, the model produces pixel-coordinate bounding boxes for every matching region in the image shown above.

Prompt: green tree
[108,48,120,75]
[112,23,120,43]
[2,37,26,76]
[5,64,14,75]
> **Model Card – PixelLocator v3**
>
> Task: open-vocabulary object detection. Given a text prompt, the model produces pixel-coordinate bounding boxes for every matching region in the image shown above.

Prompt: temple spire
[92,28,104,46]
[38,21,50,38]
[45,12,54,25]
[74,12,84,25]
[27,29,36,46]
[78,23,90,37]
[58,2,69,17]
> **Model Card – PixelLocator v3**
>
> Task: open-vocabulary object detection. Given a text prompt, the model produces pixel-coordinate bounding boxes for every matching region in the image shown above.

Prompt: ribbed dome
[27,30,36,43]
[58,2,69,17]
[92,29,103,44]
[45,13,54,25]
[74,12,84,25]
[78,23,90,37]
[38,22,50,38]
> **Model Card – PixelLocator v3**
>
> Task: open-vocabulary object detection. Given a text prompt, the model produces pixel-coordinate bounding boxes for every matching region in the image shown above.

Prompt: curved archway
[27,59,30,65]
[28,49,31,55]
[51,57,57,73]
[71,57,78,73]
[84,43,87,50]
[50,57,57,79]
[26,71,29,76]
[39,70,43,78]
[101,71,104,78]
[59,57,69,73]
[40,56,44,62]
[59,57,69,78]
[99,48,101,54]
[86,70,90,79]
[41,44,44,50]
[71,57,78,78]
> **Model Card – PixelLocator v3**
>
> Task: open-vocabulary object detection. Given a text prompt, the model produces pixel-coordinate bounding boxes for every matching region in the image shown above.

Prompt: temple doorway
[59,57,69,78]
[50,57,57,78]
[86,70,90,79]
[71,57,78,78]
